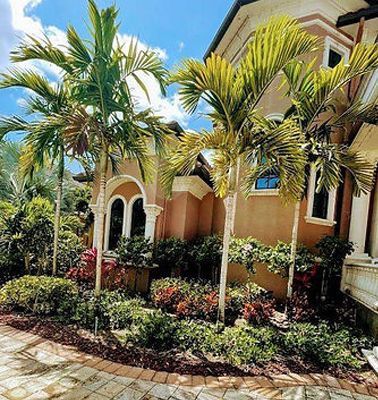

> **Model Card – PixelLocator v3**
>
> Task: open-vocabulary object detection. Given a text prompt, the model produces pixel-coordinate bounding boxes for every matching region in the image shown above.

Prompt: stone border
[0,324,377,398]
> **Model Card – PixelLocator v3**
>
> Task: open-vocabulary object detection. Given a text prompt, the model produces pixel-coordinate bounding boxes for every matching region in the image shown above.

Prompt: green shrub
[124,310,179,351]
[219,326,278,365]
[0,275,78,316]
[153,237,189,276]
[72,289,136,330]
[282,322,372,369]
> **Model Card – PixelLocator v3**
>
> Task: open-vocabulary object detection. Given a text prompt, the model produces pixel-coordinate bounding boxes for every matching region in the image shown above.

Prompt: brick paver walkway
[0,324,377,399]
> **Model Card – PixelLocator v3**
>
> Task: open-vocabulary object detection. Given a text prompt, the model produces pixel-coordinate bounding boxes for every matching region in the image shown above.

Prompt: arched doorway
[129,196,146,237]
[105,196,127,251]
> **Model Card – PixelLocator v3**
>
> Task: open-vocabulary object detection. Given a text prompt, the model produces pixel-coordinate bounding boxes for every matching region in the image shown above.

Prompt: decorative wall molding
[172,176,213,200]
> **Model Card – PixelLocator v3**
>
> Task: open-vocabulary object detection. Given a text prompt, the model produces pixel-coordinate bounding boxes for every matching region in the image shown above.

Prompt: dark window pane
[328,48,342,68]
[130,198,146,237]
[108,199,124,250]
[312,187,329,219]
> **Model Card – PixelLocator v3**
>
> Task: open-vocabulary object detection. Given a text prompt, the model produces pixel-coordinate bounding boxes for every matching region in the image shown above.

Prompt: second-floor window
[256,169,279,190]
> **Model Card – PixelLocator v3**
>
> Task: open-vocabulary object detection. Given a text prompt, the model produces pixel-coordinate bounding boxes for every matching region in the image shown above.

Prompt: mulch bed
[0,311,375,385]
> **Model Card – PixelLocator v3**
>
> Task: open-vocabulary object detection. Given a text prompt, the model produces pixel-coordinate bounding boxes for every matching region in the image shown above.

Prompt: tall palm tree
[283,43,378,300]
[0,71,73,275]
[10,0,170,296]
[162,16,319,322]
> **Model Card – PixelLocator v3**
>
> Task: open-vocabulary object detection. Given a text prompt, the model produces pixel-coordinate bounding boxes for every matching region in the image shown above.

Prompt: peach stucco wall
[163,192,213,240]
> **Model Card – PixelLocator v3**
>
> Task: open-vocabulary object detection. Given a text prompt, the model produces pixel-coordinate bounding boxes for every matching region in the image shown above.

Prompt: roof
[204,0,259,60]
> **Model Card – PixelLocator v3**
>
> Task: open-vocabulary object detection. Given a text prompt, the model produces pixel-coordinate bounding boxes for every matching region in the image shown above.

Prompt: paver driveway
[0,324,377,400]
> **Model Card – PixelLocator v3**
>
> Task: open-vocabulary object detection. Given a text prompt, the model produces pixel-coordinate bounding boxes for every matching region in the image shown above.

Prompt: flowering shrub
[66,248,128,290]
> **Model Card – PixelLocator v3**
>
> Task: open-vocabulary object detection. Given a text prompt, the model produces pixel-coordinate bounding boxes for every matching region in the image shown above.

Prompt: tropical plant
[162,16,319,321]
[9,0,171,295]
[283,42,378,300]
[0,141,57,204]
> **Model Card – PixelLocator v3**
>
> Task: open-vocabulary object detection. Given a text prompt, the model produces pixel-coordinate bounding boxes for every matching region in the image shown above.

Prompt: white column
[348,192,371,259]
[369,181,378,258]
[89,204,99,249]
[144,205,163,242]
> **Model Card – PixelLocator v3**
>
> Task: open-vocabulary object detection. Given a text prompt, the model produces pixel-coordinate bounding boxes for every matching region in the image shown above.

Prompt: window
[130,197,146,237]
[305,168,336,226]
[256,170,279,190]
[328,48,342,68]
[255,114,282,191]
[312,171,329,219]
[108,198,125,250]
[323,37,349,69]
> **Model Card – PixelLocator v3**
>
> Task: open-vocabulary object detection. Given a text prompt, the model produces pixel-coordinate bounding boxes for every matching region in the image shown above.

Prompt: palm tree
[0,141,56,204]
[283,43,378,300]
[162,16,319,322]
[0,71,73,275]
[10,0,170,296]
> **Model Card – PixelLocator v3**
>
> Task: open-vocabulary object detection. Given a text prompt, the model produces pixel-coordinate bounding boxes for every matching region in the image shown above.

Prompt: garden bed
[0,310,375,385]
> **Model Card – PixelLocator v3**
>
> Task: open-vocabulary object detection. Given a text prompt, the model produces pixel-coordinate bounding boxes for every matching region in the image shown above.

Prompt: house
[89,1,378,311]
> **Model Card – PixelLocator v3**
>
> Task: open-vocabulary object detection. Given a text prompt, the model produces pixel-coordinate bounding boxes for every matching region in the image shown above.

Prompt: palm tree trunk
[218,192,236,322]
[52,151,64,276]
[287,200,301,300]
[94,150,108,297]
[218,164,238,323]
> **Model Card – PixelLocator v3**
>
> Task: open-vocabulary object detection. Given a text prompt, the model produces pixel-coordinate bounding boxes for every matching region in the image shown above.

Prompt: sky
[0,0,234,167]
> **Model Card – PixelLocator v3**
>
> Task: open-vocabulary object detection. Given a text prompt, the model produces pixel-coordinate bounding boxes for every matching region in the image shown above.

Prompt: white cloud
[178,41,185,52]
[0,0,67,77]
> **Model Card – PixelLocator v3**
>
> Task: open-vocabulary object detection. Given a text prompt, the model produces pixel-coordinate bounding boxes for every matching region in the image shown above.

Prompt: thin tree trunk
[218,192,236,323]
[52,151,64,276]
[287,200,301,300]
[94,151,108,297]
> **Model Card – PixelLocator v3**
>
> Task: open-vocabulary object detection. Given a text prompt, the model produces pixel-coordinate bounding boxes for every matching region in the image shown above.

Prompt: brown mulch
[0,311,375,385]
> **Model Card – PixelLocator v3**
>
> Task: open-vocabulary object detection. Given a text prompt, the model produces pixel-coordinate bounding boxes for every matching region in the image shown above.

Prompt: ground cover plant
[0,274,374,380]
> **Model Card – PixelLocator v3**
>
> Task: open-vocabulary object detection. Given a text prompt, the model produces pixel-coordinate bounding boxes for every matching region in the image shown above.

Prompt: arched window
[108,198,125,250]
[130,197,146,237]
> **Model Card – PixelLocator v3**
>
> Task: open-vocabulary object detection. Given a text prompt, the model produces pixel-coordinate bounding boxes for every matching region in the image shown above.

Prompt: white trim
[104,195,128,251]
[266,113,284,123]
[249,189,279,197]
[323,36,350,68]
[172,176,212,200]
[304,216,336,227]
[126,194,144,237]
[301,19,353,46]
[144,204,163,242]
[306,167,337,227]
[103,174,147,205]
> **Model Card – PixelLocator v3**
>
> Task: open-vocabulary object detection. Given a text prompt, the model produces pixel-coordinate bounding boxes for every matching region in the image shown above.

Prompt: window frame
[305,167,336,227]
[323,36,350,69]
[104,195,128,251]
[126,194,145,237]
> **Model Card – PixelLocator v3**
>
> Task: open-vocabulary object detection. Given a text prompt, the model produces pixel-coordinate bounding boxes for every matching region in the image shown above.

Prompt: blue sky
[0,0,233,152]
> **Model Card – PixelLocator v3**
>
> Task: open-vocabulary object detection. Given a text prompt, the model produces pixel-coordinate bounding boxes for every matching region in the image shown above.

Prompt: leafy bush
[229,237,266,272]
[282,322,372,369]
[123,310,179,351]
[57,230,85,274]
[188,235,222,282]
[150,278,270,324]
[67,248,128,291]
[243,299,275,325]
[219,326,278,365]
[0,275,78,316]
[72,289,140,330]
[153,237,188,277]
[117,236,154,268]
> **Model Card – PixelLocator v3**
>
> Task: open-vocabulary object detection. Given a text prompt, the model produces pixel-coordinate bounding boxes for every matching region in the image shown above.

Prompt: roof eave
[203,0,258,60]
